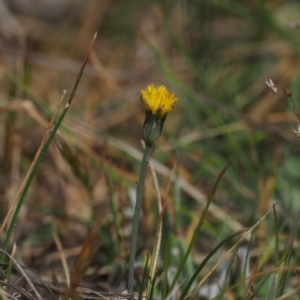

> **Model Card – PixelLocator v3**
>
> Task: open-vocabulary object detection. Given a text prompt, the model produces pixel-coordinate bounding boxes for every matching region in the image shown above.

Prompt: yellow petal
[141,84,178,118]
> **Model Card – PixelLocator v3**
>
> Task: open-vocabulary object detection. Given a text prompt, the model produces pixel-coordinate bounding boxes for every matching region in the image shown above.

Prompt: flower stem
[128,144,152,293]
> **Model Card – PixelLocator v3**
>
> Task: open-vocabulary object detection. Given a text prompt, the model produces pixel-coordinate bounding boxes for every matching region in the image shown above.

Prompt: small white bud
[292,120,300,137]
[265,78,278,95]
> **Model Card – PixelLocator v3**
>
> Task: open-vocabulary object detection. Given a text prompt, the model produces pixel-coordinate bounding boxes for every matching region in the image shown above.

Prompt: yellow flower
[141,84,178,118]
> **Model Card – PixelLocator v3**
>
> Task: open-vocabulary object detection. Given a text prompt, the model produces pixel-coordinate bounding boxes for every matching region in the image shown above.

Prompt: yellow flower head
[140,84,178,118]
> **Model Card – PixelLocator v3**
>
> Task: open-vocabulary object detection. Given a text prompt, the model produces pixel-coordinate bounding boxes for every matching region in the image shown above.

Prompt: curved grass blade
[138,253,150,300]
[185,207,273,299]
[147,155,165,297]
[273,204,280,268]
[179,231,242,300]
[0,33,97,265]
[168,163,231,295]
[275,211,300,297]
[0,249,43,300]
[268,274,277,300]
[149,272,158,300]
[163,235,170,299]
[268,204,279,300]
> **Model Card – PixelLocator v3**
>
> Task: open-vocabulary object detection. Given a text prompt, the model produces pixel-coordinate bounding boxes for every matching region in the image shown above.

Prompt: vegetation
[1,0,300,299]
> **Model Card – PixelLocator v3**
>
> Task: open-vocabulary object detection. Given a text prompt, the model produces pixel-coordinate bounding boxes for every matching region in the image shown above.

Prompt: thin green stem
[128,144,152,293]
[0,33,97,265]
[0,97,66,264]
[0,105,71,264]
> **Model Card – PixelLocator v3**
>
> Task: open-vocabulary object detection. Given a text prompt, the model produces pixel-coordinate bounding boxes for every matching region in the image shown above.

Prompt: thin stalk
[0,33,97,264]
[169,164,230,294]
[185,207,273,299]
[0,92,65,264]
[146,154,164,296]
[128,144,152,293]
[0,249,43,300]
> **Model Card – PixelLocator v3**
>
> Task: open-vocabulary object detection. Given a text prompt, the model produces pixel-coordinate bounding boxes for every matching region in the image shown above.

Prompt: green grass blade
[128,144,153,293]
[179,231,242,300]
[187,207,273,299]
[275,211,300,297]
[138,253,149,300]
[0,33,97,265]
[168,163,231,295]
[149,272,158,300]
[267,204,280,300]
[0,91,66,264]
[273,204,280,268]
[147,157,164,297]
[163,235,170,299]
[268,273,277,300]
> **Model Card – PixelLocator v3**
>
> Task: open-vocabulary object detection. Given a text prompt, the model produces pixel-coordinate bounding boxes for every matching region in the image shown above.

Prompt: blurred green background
[1,0,300,298]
